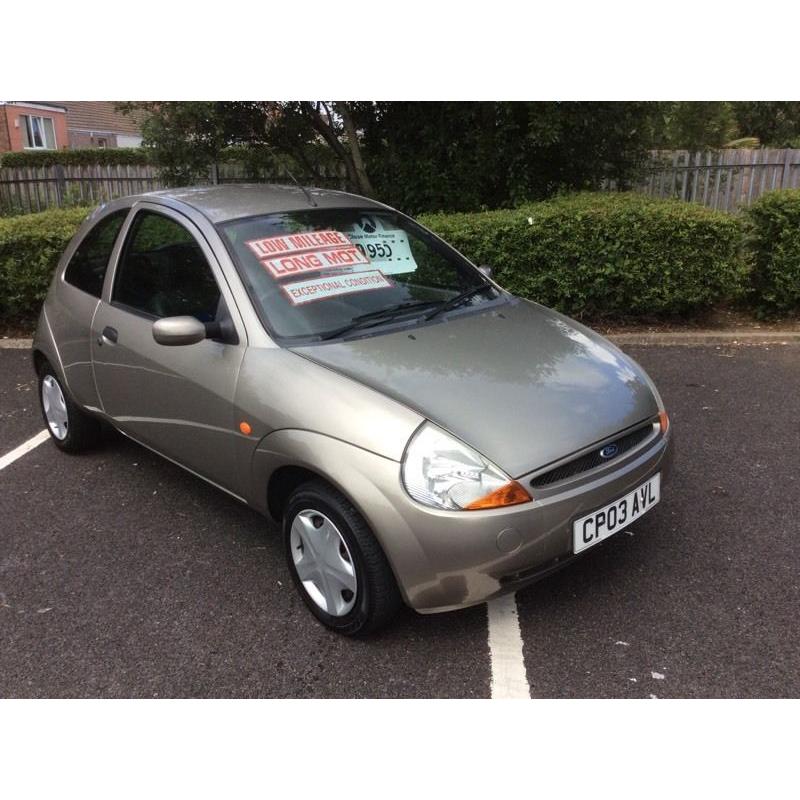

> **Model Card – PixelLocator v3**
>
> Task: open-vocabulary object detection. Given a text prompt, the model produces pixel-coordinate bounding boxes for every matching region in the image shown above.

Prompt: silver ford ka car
[34,185,672,635]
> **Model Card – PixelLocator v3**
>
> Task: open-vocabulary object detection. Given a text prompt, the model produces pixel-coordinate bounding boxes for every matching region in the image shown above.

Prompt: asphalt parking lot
[1,342,798,698]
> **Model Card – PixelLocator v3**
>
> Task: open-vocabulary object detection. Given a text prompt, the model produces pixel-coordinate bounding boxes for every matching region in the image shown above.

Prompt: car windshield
[219,208,497,341]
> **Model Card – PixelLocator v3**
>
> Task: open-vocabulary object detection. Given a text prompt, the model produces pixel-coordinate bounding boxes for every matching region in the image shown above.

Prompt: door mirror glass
[478,265,493,280]
[152,316,207,346]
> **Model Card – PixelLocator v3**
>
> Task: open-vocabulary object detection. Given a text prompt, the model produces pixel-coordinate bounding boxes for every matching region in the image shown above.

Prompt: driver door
[91,204,247,496]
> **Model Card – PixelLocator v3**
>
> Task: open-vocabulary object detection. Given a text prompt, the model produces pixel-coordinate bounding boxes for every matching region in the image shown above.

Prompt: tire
[283,480,403,636]
[37,360,101,453]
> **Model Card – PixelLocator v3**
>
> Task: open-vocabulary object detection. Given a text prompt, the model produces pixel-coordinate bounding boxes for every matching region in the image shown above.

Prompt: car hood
[294,299,659,477]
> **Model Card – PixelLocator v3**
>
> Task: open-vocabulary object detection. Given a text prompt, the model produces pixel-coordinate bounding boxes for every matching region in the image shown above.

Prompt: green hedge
[0,206,91,317]
[4,192,795,324]
[0,148,152,168]
[420,193,746,319]
[745,189,800,313]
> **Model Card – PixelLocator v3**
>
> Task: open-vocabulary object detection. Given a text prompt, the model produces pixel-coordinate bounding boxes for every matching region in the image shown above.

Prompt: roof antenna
[275,153,317,208]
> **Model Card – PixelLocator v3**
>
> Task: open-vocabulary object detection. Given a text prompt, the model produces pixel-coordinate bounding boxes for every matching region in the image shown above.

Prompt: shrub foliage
[0,207,91,317]
[421,193,746,319]
[0,149,152,169]
[0,192,775,325]
[745,189,800,313]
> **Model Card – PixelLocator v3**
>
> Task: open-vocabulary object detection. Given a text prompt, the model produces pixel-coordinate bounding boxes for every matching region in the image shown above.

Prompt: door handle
[97,326,118,346]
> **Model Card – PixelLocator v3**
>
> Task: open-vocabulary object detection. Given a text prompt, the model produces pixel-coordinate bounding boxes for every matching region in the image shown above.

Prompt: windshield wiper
[423,283,497,321]
[318,300,442,341]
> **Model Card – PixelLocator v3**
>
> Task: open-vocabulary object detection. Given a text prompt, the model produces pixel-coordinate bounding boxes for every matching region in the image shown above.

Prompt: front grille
[529,422,654,489]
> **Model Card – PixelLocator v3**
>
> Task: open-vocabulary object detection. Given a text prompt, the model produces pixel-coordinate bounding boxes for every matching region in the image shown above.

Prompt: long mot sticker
[245,230,370,279]
[281,270,392,306]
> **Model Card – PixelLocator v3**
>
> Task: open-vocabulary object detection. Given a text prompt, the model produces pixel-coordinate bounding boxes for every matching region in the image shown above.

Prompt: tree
[122,101,666,213]
[120,101,376,195]
[359,102,662,213]
[294,102,375,196]
[732,102,800,147]
[656,102,738,150]
[118,102,270,184]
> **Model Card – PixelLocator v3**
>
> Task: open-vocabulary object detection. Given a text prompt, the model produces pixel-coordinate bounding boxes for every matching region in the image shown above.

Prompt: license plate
[573,473,660,554]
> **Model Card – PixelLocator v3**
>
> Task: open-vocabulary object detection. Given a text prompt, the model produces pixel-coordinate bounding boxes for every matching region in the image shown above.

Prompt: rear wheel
[38,361,101,453]
[283,481,402,636]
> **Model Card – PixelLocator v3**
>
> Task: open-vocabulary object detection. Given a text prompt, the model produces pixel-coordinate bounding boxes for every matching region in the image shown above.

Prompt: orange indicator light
[464,480,532,511]
[239,421,252,436]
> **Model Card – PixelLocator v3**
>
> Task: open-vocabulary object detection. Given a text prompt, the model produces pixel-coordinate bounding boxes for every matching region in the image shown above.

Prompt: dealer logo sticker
[357,215,378,234]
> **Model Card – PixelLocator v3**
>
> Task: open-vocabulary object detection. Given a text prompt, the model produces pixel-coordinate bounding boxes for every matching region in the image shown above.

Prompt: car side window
[64,210,128,298]
[113,210,221,321]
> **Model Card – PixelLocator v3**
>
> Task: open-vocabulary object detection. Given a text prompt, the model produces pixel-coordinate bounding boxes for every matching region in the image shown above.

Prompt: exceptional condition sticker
[281,270,392,306]
[245,230,370,279]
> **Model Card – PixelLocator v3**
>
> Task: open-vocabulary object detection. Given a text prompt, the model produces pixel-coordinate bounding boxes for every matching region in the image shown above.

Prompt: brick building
[0,102,69,152]
[0,101,144,152]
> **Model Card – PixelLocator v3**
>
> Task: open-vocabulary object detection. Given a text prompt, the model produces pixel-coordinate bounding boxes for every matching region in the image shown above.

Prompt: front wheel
[283,481,403,636]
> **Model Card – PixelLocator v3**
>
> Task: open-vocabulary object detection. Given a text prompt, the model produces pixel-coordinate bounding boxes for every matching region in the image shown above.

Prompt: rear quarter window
[64,210,128,298]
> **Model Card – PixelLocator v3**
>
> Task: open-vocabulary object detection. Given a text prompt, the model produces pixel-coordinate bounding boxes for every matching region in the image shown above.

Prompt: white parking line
[0,430,50,471]
[487,593,530,698]
[0,338,33,349]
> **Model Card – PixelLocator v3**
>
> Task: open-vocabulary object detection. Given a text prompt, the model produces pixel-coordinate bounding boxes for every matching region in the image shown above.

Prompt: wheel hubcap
[290,510,358,617]
[41,375,68,440]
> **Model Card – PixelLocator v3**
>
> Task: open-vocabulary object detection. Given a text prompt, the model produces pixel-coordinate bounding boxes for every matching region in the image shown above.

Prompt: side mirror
[152,316,207,346]
[478,265,493,280]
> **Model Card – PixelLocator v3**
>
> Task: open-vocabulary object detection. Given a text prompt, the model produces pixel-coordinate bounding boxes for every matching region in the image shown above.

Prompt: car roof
[138,183,386,224]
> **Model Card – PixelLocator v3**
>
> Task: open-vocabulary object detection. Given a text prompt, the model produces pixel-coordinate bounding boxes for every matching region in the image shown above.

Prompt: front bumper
[253,424,673,615]
[371,424,674,613]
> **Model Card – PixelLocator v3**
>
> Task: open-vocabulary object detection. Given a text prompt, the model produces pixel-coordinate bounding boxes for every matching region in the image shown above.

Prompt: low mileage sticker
[245,230,370,279]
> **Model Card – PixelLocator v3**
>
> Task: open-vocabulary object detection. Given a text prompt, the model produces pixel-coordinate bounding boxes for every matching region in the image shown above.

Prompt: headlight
[401,422,532,511]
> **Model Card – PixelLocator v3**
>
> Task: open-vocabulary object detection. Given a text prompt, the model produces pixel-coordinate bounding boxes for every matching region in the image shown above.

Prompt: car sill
[111,424,250,507]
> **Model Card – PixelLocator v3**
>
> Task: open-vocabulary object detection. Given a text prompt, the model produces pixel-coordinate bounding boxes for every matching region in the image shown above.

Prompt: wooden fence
[634,149,800,211]
[4,150,795,216]
[213,160,347,189]
[0,160,348,215]
[0,164,166,214]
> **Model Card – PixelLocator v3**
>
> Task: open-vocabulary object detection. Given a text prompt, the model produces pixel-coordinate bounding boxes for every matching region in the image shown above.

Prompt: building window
[97,138,107,149]
[21,115,57,149]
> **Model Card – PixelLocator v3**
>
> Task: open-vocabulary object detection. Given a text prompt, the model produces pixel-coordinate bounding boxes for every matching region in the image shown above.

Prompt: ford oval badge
[600,443,619,459]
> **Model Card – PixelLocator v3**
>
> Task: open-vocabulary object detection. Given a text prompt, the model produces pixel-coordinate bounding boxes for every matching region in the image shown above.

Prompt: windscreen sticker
[245,230,370,279]
[345,215,418,275]
[281,269,392,306]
